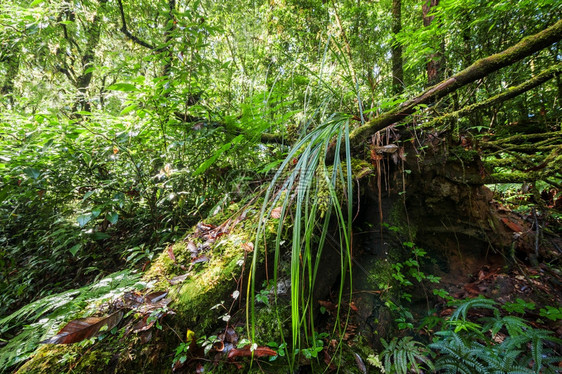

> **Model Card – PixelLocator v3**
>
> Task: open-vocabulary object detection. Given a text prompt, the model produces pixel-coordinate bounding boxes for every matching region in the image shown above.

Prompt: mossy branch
[345,19,562,151]
[422,63,562,130]
[485,131,562,146]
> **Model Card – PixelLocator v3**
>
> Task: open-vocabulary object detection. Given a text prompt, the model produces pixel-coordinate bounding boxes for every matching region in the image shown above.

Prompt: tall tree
[422,0,443,85]
[391,0,403,95]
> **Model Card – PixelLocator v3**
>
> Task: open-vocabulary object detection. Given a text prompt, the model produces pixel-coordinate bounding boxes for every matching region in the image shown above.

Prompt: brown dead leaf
[464,283,481,296]
[192,255,210,264]
[501,217,523,233]
[227,345,277,359]
[41,310,123,344]
[169,273,189,285]
[187,241,199,255]
[145,291,168,304]
[167,245,176,263]
[242,242,254,252]
[323,349,336,370]
[271,207,282,219]
[318,300,337,312]
[139,330,153,344]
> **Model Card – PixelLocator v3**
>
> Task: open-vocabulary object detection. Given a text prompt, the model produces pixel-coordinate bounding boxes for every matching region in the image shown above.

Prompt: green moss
[449,146,479,162]
[349,158,374,179]
[253,303,290,345]
[17,343,114,373]
[172,237,244,330]
[144,241,189,287]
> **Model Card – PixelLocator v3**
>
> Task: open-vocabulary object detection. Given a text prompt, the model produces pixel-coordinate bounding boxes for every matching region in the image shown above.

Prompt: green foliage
[380,336,434,374]
[0,270,144,371]
[1,0,562,372]
[430,297,562,374]
[251,114,355,368]
[502,298,536,314]
[539,305,562,321]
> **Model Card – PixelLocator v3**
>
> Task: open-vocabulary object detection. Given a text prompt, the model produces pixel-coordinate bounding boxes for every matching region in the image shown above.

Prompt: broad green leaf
[193,135,244,177]
[68,244,81,256]
[106,212,118,225]
[24,167,41,180]
[93,232,111,240]
[82,190,95,201]
[77,214,91,227]
[120,104,137,115]
[0,186,10,204]
[108,83,138,92]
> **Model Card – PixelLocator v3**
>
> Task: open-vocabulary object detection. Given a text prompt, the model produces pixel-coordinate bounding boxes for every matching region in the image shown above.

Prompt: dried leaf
[372,144,399,154]
[227,345,277,359]
[167,245,176,263]
[169,273,189,285]
[132,316,154,333]
[323,349,336,370]
[41,310,123,344]
[399,146,406,161]
[464,283,481,296]
[196,222,215,235]
[241,242,254,252]
[501,217,523,233]
[192,255,209,264]
[353,352,367,374]
[271,207,282,219]
[187,241,198,255]
[139,330,153,344]
[370,149,383,161]
[145,291,168,304]
[123,291,145,308]
[318,300,337,312]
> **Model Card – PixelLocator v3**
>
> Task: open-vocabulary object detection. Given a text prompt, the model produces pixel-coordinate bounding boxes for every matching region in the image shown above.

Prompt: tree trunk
[422,0,443,85]
[391,0,403,95]
[72,0,108,113]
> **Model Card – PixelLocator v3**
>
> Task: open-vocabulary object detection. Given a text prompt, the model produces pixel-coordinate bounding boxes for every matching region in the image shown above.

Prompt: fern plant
[429,297,562,374]
[380,336,435,374]
[0,270,144,372]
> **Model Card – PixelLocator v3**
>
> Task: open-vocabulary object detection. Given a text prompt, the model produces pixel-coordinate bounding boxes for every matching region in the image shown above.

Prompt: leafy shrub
[430,297,562,374]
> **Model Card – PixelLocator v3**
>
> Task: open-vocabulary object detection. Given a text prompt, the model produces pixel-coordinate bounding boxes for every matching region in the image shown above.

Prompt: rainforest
[1,0,561,373]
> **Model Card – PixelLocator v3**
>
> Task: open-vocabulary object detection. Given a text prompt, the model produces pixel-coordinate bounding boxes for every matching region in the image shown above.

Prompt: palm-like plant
[248,113,355,368]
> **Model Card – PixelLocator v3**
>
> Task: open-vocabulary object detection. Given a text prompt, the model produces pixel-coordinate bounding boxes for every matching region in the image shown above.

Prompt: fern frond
[0,270,143,371]
[449,296,497,321]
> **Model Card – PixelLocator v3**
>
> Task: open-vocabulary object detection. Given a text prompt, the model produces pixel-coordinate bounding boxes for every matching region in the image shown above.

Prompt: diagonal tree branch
[116,0,157,50]
[346,19,562,150]
[421,62,562,130]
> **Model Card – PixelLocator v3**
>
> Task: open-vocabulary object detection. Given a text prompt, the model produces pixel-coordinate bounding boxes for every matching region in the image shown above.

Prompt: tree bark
[422,0,443,85]
[72,0,108,113]
[345,19,562,152]
[391,0,403,95]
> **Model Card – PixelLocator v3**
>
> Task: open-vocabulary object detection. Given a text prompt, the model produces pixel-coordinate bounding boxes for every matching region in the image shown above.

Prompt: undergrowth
[0,270,145,371]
